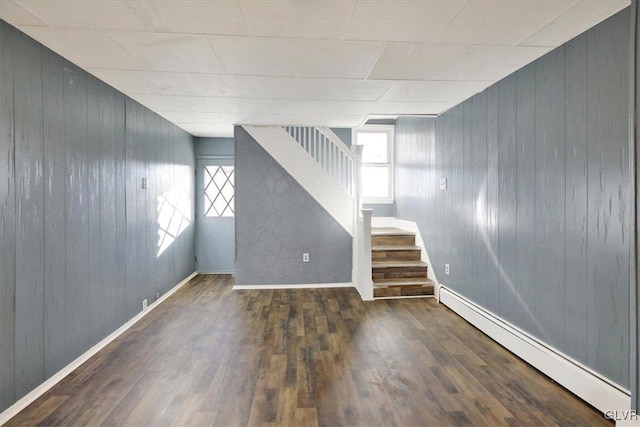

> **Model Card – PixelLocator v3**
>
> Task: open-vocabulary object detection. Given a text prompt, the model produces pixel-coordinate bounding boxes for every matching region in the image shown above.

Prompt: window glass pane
[357,132,388,163]
[361,166,389,199]
[204,165,235,217]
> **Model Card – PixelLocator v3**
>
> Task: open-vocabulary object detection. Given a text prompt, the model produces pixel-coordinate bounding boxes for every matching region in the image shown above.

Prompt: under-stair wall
[234,126,352,287]
[394,8,630,411]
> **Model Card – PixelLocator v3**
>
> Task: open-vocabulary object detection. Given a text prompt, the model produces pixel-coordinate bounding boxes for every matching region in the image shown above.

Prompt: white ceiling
[0,0,630,137]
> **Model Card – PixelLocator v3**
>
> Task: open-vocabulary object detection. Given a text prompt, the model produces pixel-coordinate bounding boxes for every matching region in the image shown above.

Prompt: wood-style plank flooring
[6,274,610,426]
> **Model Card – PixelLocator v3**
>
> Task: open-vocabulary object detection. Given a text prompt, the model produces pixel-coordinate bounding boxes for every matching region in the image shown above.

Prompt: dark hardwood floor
[6,274,610,426]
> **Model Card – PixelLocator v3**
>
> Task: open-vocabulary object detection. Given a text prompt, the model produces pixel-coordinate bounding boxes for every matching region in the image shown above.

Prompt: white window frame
[353,125,394,203]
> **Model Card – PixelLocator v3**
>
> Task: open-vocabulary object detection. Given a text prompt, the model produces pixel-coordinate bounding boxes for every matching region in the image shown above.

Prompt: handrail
[283,126,353,196]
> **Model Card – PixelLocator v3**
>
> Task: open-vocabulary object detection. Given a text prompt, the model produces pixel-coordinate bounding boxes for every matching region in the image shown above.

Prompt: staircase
[371,227,434,298]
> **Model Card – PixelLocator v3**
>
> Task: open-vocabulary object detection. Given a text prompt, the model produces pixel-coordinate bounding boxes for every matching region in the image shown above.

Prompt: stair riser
[374,285,434,298]
[372,266,428,281]
[372,250,421,262]
[372,235,415,247]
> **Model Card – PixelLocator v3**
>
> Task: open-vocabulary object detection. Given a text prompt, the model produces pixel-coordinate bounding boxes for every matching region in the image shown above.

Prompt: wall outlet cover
[303,253,310,263]
[440,177,447,190]
[445,263,450,275]
[142,299,148,310]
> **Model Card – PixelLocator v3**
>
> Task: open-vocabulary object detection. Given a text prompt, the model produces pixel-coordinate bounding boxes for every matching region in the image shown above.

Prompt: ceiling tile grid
[0,0,630,136]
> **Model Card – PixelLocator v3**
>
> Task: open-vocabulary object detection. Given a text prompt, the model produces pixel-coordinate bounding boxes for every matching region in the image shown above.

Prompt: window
[354,126,394,202]
[204,165,235,217]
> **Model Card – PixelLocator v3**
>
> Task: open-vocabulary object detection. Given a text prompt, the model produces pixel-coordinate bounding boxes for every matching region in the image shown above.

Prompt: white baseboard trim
[0,271,198,426]
[374,295,435,301]
[438,286,630,415]
[233,282,353,290]
[197,271,234,275]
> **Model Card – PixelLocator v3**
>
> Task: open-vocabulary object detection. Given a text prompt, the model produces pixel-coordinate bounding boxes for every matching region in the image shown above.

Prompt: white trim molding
[233,282,353,290]
[0,271,198,426]
[439,286,631,415]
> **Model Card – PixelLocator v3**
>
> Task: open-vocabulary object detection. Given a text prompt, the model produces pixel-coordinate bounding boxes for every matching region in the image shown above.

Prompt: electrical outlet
[141,177,147,189]
[155,291,161,301]
[142,299,148,310]
[303,253,310,263]
[440,177,447,190]
[445,263,450,276]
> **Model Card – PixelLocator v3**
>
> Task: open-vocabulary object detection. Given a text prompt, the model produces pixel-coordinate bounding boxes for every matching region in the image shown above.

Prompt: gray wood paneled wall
[395,9,631,388]
[0,20,196,412]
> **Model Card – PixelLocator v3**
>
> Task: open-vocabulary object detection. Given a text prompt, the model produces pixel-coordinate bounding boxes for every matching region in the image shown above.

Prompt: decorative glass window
[204,165,235,217]
[354,126,394,202]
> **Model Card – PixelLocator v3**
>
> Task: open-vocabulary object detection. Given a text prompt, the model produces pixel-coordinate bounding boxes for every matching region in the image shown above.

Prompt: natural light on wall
[157,183,192,257]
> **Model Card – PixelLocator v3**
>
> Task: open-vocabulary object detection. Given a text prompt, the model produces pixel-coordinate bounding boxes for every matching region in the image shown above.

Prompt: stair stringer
[243,125,353,236]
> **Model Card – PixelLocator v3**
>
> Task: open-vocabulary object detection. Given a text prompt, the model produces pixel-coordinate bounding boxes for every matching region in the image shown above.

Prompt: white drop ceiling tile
[435,1,573,45]
[158,112,235,125]
[368,43,470,80]
[521,1,630,47]
[89,70,206,96]
[129,1,247,36]
[294,40,385,79]
[0,0,46,26]
[241,1,355,40]
[109,32,223,74]
[241,99,350,116]
[393,102,454,115]
[322,80,395,102]
[18,26,148,70]
[243,114,366,128]
[192,75,329,100]
[175,122,235,138]
[346,1,465,42]
[431,45,551,81]
[208,37,384,79]
[16,1,149,31]
[382,81,493,103]
[134,95,249,113]
[207,37,298,76]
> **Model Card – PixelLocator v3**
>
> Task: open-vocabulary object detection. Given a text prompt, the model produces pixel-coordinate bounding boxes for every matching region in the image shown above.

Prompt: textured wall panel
[0,19,196,411]
[42,48,66,379]
[394,9,631,388]
[0,19,16,411]
[515,64,538,337]
[13,30,45,398]
[534,47,566,350]
[585,10,630,386]
[564,35,589,364]
[486,84,500,316]
[64,60,90,365]
[234,126,352,286]
[497,75,518,325]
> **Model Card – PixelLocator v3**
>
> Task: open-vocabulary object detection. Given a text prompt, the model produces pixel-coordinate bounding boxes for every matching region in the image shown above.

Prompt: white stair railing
[283,126,353,196]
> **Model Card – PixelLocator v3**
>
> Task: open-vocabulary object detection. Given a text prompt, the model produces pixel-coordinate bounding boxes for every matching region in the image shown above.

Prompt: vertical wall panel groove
[43,48,66,379]
[0,19,16,410]
[13,30,45,399]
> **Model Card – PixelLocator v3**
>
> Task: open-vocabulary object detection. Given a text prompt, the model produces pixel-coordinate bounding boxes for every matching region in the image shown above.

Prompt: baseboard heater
[438,286,630,415]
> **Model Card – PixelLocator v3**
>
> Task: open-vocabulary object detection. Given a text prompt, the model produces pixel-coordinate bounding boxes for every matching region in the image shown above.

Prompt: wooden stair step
[372,262,428,281]
[371,228,416,247]
[372,245,421,262]
[372,260,427,268]
[373,278,434,286]
[371,227,415,236]
[373,279,434,298]
[371,245,420,251]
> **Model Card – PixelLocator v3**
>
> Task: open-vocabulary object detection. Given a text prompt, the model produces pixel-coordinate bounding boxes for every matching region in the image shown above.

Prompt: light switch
[440,177,447,190]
